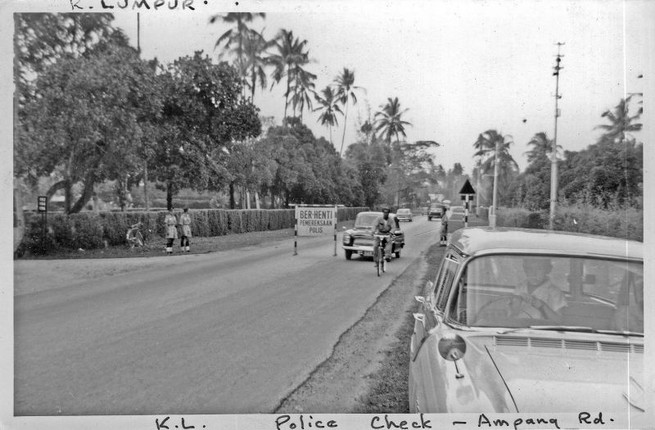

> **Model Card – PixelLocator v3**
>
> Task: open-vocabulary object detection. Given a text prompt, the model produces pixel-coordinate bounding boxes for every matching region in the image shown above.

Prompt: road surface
[14,217,443,415]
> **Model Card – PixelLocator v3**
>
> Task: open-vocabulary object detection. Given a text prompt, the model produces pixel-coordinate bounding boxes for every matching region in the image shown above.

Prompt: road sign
[459,179,476,195]
[37,196,47,212]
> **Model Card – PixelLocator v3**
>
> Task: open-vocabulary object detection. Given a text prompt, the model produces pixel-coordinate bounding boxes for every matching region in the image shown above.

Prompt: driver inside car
[510,257,567,322]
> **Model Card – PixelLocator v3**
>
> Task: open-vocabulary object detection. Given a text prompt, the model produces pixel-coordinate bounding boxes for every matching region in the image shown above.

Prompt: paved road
[14,217,443,415]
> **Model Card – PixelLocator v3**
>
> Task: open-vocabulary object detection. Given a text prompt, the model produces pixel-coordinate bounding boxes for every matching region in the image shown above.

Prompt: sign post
[37,196,47,251]
[458,179,476,228]
[293,205,339,255]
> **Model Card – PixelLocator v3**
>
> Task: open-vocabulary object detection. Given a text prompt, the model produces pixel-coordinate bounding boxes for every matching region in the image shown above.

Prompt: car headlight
[343,233,351,244]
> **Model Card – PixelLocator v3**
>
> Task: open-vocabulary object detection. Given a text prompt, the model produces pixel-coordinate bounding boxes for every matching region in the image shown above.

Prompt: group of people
[164,207,193,254]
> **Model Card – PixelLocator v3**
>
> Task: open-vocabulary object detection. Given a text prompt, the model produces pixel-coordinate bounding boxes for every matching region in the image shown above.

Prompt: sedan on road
[409,227,643,415]
[396,208,413,222]
[342,211,405,260]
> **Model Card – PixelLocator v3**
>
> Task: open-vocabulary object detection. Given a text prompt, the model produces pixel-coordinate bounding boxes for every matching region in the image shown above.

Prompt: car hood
[346,227,373,237]
[464,334,644,413]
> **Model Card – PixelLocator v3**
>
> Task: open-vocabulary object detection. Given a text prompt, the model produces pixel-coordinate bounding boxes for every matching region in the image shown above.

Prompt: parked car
[448,205,466,220]
[342,211,405,260]
[409,227,643,414]
[396,208,413,222]
[428,205,447,221]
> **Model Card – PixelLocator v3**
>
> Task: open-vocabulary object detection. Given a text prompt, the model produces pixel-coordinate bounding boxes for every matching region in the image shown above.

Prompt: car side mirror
[438,333,467,379]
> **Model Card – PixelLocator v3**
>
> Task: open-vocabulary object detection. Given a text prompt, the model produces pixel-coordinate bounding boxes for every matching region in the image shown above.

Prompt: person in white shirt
[510,257,566,322]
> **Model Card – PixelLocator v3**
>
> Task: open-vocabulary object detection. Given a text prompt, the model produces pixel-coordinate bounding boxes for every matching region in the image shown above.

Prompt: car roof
[449,227,643,260]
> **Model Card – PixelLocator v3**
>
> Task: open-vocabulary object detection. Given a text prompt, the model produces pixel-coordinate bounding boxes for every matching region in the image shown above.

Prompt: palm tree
[210,13,266,97]
[374,97,412,144]
[242,29,273,102]
[314,86,343,145]
[525,132,562,164]
[334,68,364,156]
[474,129,519,204]
[595,94,643,144]
[290,66,317,121]
[210,12,266,62]
[268,29,310,124]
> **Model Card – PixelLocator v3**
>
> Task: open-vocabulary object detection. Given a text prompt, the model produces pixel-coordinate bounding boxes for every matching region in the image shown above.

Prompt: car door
[410,250,461,411]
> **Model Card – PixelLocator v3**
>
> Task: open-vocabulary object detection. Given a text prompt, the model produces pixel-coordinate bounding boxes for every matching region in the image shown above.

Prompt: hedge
[496,206,643,241]
[21,206,369,253]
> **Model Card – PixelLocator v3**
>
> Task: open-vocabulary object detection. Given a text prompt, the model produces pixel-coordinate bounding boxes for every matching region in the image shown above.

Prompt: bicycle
[373,233,392,276]
[126,222,146,249]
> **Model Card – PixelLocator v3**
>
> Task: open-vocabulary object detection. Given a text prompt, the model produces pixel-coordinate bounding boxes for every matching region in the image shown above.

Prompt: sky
[96,0,654,174]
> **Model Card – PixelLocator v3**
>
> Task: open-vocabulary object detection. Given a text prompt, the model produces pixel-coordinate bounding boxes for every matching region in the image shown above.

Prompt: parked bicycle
[126,222,146,249]
[373,233,392,276]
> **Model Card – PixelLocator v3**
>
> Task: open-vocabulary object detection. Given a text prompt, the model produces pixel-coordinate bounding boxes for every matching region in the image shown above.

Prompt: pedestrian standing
[164,207,178,255]
[179,207,192,252]
[440,213,449,246]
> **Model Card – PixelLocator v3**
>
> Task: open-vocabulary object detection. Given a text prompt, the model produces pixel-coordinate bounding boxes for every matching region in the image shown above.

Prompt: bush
[497,205,642,241]
[18,206,369,254]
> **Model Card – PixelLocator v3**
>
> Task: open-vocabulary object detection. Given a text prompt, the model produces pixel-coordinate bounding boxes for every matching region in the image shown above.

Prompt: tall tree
[595,94,643,144]
[17,42,163,214]
[314,86,343,145]
[268,29,310,124]
[242,29,273,102]
[210,13,266,99]
[374,97,412,144]
[474,130,519,206]
[153,52,261,209]
[334,68,363,156]
[290,67,317,121]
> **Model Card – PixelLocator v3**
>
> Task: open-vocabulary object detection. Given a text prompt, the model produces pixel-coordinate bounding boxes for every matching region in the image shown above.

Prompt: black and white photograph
[2,0,653,429]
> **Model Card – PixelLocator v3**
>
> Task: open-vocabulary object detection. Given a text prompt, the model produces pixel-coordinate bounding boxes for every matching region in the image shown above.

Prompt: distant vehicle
[409,227,644,414]
[448,205,466,220]
[396,208,413,222]
[428,204,447,221]
[342,211,405,260]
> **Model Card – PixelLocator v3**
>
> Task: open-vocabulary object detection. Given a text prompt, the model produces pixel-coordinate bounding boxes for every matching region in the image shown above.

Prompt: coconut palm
[525,132,562,163]
[474,129,519,203]
[374,97,412,144]
[595,94,643,144]
[334,68,364,156]
[268,29,310,124]
[210,13,266,98]
[210,12,266,62]
[314,86,343,145]
[242,29,274,102]
[290,66,317,121]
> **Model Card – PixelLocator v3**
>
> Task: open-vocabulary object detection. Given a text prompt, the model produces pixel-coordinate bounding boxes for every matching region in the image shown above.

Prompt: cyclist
[373,207,395,265]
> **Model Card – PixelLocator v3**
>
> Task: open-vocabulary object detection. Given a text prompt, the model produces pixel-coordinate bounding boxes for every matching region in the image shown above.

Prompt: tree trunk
[255,190,261,209]
[339,99,350,156]
[166,181,173,210]
[69,171,97,214]
[229,181,236,209]
[144,161,149,211]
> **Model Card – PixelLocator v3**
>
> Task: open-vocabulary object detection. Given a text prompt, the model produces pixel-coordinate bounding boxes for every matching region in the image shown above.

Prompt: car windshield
[449,254,643,334]
[398,209,411,214]
[354,213,379,229]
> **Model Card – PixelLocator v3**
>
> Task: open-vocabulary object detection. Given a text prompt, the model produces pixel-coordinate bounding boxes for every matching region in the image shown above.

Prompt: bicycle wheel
[381,250,386,273]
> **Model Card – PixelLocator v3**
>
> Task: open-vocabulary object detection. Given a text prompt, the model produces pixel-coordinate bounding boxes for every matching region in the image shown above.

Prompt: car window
[432,252,460,312]
[452,254,643,333]
[354,213,379,228]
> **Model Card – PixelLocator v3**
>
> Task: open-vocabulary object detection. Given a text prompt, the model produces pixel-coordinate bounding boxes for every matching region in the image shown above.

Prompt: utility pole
[549,42,564,230]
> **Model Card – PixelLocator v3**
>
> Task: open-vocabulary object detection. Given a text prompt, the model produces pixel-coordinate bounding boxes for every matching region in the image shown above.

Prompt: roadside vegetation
[14,13,643,259]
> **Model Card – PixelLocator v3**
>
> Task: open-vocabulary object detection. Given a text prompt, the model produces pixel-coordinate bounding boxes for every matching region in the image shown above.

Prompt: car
[448,205,466,220]
[428,204,447,221]
[342,211,405,260]
[409,227,643,415]
[396,208,413,222]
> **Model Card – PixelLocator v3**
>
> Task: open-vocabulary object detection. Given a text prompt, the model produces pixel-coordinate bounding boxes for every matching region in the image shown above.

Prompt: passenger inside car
[511,257,567,322]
